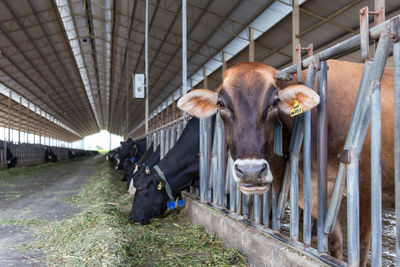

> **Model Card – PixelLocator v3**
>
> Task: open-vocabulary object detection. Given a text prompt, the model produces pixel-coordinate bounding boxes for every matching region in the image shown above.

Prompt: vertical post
[144,0,149,134]
[317,61,328,252]
[228,155,236,212]
[8,91,11,142]
[393,42,400,267]
[182,0,187,95]
[26,102,30,143]
[303,64,317,246]
[109,131,111,150]
[18,97,22,144]
[249,28,254,62]
[292,0,300,64]
[371,79,382,267]
[222,51,227,73]
[263,189,269,227]
[126,49,129,137]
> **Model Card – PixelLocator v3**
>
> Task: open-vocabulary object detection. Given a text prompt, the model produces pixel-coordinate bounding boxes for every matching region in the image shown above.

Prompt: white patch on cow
[128,179,136,195]
[133,164,138,174]
[7,160,10,164]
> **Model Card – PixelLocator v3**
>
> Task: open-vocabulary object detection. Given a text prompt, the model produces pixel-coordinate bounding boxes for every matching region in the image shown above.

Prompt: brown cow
[178,60,394,266]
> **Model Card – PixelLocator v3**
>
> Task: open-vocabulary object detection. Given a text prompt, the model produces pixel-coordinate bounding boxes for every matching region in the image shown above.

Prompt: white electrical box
[133,74,145,98]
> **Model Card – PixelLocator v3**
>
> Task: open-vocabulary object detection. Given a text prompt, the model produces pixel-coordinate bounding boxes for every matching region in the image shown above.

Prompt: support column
[222,51,227,74]
[18,97,22,144]
[249,28,254,62]
[292,0,300,64]
[8,91,11,142]
[144,0,149,134]
[182,0,187,95]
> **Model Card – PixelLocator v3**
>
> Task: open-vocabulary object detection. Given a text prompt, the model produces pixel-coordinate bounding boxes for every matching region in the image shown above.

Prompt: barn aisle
[0,156,100,266]
[0,156,246,266]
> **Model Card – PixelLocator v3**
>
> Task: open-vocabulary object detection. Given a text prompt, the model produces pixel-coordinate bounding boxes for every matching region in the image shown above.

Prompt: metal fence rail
[137,13,400,267]
[0,140,90,169]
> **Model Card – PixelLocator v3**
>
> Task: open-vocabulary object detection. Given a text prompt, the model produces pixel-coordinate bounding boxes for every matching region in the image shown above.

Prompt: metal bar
[216,113,227,206]
[228,155,236,212]
[145,0,149,134]
[236,183,242,215]
[211,126,218,204]
[160,129,165,159]
[347,32,392,267]
[281,15,399,74]
[289,117,303,241]
[242,194,249,219]
[182,0,187,95]
[8,91,11,142]
[303,64,317,246]
[324,61,373,233]
[371,79,382,267]
[394,42,400,267]
[272,188,280,230]
[254,194,261,224]
[249,27,254,62]
[360,6,370,60]
[277,163,290,219]
[262,189,269,227]
[317,61,328,253]
[292,0,300,65]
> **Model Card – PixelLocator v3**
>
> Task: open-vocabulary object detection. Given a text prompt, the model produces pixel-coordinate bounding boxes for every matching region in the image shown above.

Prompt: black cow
[68,150,76,159]
[128,118,202,224]
[122,142,154,182]
[114,138,147,170]
[6,147,18,169]
[45,147,58,163]
[127,144,161,194]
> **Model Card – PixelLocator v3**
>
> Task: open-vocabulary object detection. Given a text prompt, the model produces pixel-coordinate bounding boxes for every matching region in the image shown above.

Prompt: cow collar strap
[153,165,175,207]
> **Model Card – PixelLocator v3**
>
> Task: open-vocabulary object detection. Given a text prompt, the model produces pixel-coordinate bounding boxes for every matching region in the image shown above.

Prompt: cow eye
[216,99,224,108]
[272,98,281,107]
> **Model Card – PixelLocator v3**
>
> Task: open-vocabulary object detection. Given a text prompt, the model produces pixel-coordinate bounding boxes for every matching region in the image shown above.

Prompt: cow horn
[276,71,293,81]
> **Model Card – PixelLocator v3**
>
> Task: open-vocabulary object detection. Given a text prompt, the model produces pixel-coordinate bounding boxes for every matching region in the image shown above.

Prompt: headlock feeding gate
[135,10,400,267]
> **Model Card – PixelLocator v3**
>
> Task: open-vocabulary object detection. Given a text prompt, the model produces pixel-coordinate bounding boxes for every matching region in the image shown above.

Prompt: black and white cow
[6,147,18,169]
[44,147,58,163]
[128,117,204,224]
[127,144,161,195]
[114,138,147,170]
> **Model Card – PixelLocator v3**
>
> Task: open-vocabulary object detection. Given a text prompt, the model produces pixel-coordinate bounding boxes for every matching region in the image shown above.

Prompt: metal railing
[137,12,400,267]
[0,140,91,169]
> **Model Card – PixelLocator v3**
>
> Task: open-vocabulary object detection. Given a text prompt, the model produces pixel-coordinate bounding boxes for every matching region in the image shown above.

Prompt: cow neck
[156,118,200,195]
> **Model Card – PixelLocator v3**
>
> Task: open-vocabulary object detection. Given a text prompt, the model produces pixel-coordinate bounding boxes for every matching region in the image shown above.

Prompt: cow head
[128,167,168,224]
[178,62,319,195]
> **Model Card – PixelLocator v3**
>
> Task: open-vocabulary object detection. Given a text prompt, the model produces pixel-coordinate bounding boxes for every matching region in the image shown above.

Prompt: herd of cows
[109,60,395,266]
[3,144,97,169]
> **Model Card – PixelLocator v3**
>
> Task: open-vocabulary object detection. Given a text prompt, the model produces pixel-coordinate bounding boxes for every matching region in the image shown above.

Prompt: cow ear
[177,89,218,118]
[278,84,320,116]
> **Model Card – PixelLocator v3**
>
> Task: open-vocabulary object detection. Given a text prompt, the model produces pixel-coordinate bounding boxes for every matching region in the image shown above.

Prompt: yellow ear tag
[290,100,303,117]
[134,144,137,149]
[157,181,162,191]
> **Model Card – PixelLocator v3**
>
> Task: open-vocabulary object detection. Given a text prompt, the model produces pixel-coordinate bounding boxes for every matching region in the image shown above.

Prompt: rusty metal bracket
[295,43,313,83]
[338,149,351,164]
[360,6,385,60]
[390,16,400,43]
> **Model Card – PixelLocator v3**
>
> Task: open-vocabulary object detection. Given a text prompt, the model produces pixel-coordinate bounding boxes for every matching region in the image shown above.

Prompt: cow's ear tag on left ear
[290,100,303,117]
[134,144,137,149]
[177,198,185,207]
[157,181,162,190]
[168,201,175,210]
[130,157,136,163]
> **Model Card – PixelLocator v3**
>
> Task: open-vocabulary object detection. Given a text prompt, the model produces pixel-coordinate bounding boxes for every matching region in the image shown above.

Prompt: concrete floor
[0,156,99,266]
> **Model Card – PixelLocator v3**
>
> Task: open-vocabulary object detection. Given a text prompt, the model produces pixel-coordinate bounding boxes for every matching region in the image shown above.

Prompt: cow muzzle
[233,159,273,195]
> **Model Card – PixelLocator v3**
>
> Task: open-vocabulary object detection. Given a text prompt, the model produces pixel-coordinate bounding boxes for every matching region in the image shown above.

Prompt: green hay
[32,158,248,266]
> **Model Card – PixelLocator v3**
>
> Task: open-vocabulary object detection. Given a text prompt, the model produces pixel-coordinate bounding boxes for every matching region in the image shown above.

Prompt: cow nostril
[260,163,268,177]
[234,164,244,178]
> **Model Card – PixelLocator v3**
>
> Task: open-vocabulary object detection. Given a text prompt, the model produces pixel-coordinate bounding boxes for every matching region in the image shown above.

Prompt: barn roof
[0,0,399,140]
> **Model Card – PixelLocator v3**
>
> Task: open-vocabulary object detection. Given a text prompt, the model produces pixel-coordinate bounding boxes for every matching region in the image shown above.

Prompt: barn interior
[0,0,399,266]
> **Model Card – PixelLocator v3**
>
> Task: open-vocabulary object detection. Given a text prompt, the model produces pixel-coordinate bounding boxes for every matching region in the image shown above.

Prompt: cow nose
[234,160,268,181]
